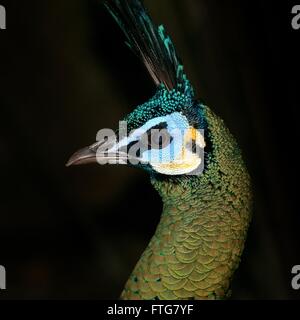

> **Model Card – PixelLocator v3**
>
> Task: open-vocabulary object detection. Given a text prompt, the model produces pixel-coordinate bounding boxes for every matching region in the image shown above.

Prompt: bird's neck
[121,106,252,300]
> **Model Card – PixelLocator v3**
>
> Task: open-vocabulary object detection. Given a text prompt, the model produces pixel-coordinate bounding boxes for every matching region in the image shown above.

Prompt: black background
[0,0,299,299]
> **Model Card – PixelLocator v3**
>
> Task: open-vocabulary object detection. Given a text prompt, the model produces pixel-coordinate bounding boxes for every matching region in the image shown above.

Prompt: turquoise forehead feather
[104,0,194,97]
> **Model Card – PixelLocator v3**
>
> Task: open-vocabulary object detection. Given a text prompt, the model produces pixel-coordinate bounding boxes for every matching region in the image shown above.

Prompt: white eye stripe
[131,112,189,136]
[103,111,205,175]
[110,112,190,152]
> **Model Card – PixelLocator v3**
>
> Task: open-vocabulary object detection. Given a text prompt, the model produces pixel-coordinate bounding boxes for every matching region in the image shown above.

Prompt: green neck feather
[121,105,252,300]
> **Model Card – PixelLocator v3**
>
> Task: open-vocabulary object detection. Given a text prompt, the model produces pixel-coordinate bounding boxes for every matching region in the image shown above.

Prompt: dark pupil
[143,122,171,149]
[153,132,163,146]
[149,130,172,149]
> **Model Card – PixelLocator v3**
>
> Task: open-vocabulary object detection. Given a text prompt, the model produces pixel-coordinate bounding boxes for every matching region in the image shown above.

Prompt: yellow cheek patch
[186,127,197,141]
[152,154,202,175]
[180,127,206,159]
[152,127,205,175]
[184,127,206,148]
[154,154,201,170]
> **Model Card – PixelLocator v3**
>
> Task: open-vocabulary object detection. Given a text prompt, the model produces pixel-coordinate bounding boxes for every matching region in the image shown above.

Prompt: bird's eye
[148,129,173,149]
[138,122,173,150]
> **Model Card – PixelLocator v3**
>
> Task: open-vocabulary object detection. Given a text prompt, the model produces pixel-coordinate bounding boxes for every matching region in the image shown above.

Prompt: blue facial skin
[119,84,209,175]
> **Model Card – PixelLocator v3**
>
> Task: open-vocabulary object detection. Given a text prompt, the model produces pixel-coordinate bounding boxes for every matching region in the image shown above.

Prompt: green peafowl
[67,0,252,300]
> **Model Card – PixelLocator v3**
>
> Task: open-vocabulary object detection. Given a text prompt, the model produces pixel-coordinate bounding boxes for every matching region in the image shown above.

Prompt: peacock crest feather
[104,0,193,97]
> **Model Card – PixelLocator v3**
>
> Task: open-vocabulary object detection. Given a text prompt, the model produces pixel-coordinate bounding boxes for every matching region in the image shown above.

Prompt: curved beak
[66,146,98,167]
[66,139,142,167]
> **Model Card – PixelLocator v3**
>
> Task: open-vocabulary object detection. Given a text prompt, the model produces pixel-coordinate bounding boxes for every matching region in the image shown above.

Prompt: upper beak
[66,139,141,167]
[66,138,115,167]
[66,145,98,167]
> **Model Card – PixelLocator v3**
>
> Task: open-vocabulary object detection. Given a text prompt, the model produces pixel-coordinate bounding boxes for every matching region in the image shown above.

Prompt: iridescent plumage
[67,0,252,299]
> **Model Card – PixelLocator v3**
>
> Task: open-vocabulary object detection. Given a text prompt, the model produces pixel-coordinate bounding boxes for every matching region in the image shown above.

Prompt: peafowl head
[67,84,207,177]
[67,1,208,177]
